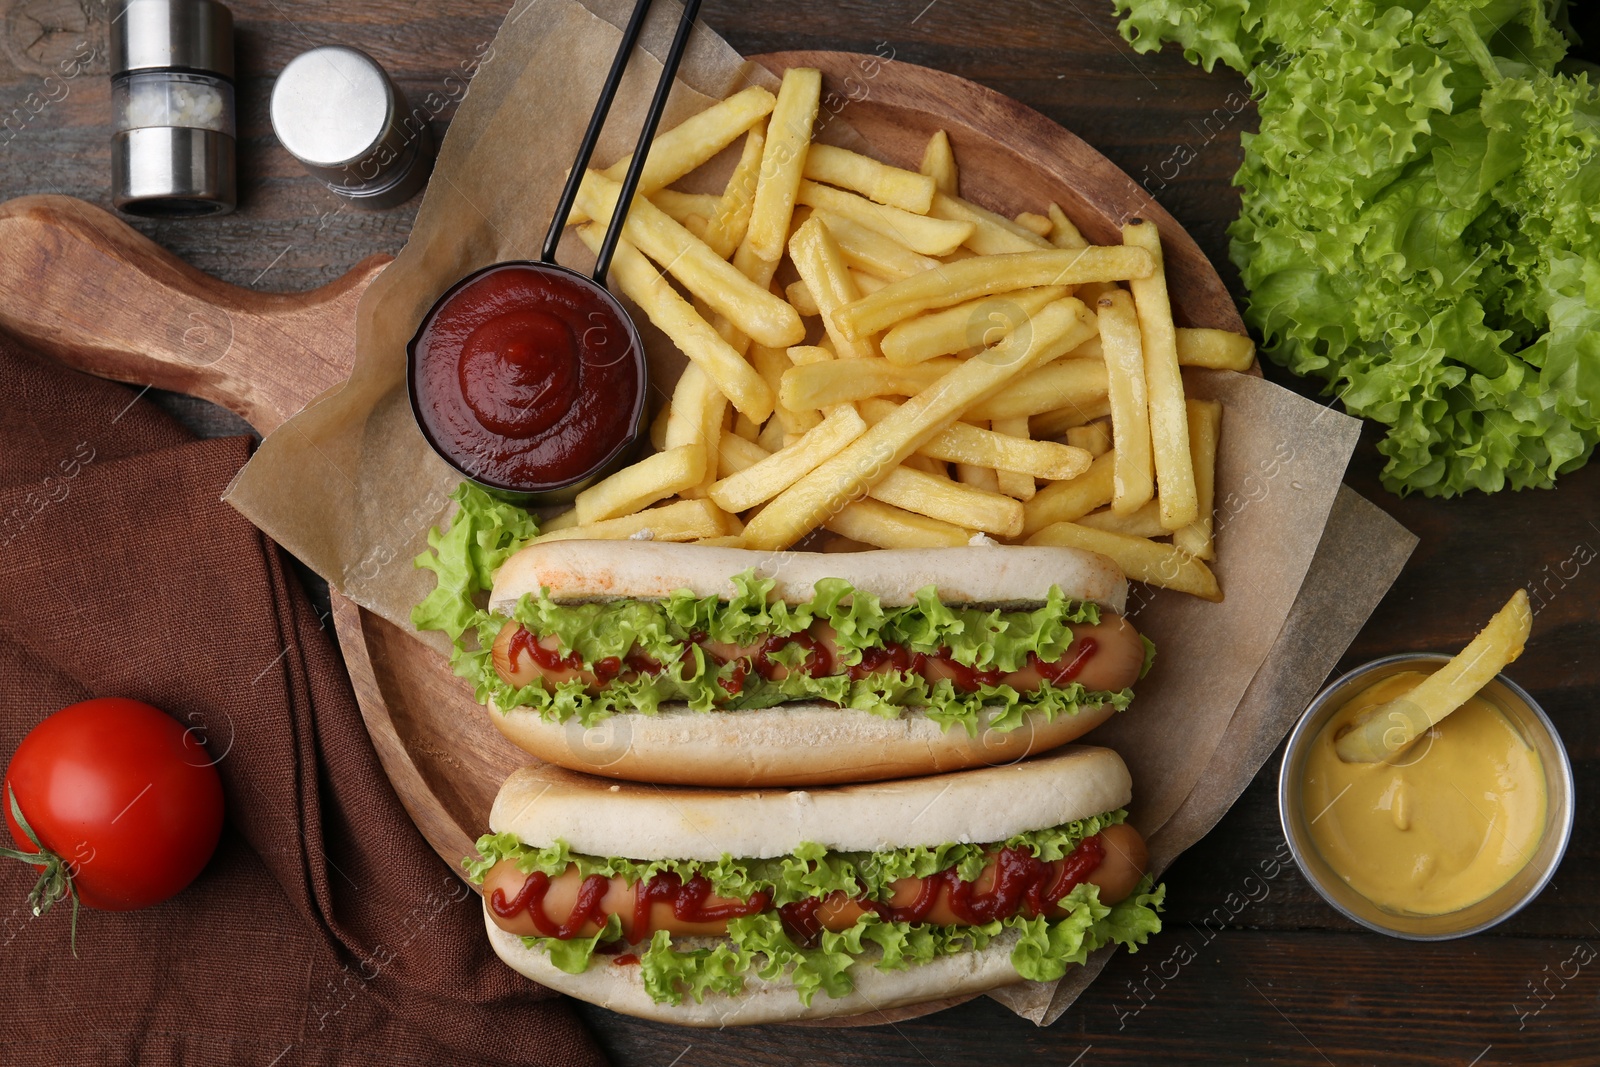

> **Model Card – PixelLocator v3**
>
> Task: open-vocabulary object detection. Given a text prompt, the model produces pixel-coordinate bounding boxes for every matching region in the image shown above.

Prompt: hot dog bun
[484,698,1119,786]
[484,917,1028,1026]
[481,747,1138,1024]
[488,542,1128,615]
[484,543,1137,786]
[489,744,1132,859]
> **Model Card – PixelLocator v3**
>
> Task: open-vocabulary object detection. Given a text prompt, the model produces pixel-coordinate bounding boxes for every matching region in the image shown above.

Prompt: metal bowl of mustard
[1279,653,1574,940]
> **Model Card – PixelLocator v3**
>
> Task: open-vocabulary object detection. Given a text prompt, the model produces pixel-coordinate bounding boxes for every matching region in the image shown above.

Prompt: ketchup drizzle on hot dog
[508,628,586,675]
[750,633,834,681]
[632,872,770,938]
[496,834,1110,943]
[1031,639,1098,686]
[865,835,1108,924]
[777,896,826,945]
[489,870,613,938]
[502,622,1112,699]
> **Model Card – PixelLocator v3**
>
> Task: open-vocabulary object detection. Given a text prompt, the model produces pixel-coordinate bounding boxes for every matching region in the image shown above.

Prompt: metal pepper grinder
[110,0,237,217]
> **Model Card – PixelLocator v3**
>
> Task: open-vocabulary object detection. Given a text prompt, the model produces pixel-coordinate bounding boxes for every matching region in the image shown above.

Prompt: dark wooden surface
[3,1,1597,1062]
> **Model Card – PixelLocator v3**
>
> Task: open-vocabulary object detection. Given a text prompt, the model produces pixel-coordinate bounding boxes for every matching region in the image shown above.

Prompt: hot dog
[471,746,1165,1026]
[475,541,1153,786]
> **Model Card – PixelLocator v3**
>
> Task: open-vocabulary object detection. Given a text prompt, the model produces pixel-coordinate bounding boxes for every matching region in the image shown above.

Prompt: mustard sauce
[1302,671,1547,916]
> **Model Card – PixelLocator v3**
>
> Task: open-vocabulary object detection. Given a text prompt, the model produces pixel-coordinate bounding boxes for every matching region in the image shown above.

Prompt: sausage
[491,614,1146,696]
[482,823,1148,940]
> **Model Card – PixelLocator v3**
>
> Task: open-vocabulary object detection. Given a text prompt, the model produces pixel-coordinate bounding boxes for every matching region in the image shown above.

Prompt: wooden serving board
[0,55,1242,1018]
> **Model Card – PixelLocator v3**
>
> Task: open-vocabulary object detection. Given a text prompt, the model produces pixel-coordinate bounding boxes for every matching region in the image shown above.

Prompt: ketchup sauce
[860,836,1107,926]
[491,835,1108,947]
[409,262,646,495]
[490,868,769,941]
[504,622,1108,700]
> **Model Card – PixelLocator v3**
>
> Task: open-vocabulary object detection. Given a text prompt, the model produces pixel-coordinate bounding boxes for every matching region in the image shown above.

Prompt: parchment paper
[224,0,1418,1025]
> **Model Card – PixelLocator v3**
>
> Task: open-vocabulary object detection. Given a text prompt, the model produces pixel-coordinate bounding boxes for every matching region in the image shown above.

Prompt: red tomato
[3,697,224,911]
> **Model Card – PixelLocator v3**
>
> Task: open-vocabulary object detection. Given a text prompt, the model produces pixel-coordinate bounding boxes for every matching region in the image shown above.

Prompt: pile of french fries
[539,69,1257,601]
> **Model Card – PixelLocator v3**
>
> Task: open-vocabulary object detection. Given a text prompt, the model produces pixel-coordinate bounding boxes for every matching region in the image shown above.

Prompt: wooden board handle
[0,195,390,434]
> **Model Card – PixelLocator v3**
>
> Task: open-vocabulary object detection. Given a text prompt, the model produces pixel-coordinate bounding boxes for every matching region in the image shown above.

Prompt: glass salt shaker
[111,0,236,217]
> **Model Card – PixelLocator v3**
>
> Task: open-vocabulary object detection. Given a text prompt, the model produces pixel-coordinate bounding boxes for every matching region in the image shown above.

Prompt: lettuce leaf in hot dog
[468,808,1164,1005]
[412,487,1152,733]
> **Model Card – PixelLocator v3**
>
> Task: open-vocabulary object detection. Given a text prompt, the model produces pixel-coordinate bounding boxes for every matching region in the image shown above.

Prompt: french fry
[781,356,958,410]
[1075,280,1122,305]
[1029,397,1112,439]
[709,405,869,513]
[788,216,878,360]
[929,192,1052,254]
[1021,449,1115,537]
[650,189,721,226]
[750,344,822,436]
[811,210,942,280]
[785,280,820,317]
[577,172,804,348]
[1014,211,1053,237]
[1335,590,1532,763]
[663,363,721,451]
[649,402,671,451]
[1097,290,1154,516]
[919,129,958,196]
[573,444,705,525]
[1065,420,1113,457]
[797,181,974,257]
[757,414,788,453]
[1047,203,1087,249]
[873,466,1023,537]
[662,364,728,497]
[900,453,945,476]
[857,398,1091,479]
[542,508,581,532]
[577,226,774,420]
[710,238,786,358]
[746,67,822,262]
[595,85,776,201]
[990,417,1038,500]
[740,298,1094,549]
[693,534,749,547]
[1025,521,1222,601]
[1078,502,1166,538]
[536,499,733,544]
[803,144,937,214]
[955,462,1001,494]
[699,124,766,259]
[835,246,1155,339]
[880,286,1069,365]
[717,428,770,477]
[1123,218,1196,529]
[733,411,762,441]
[1176,327,1255,371]
[1173,399,1222,559]
[786,343,833,367]
[961,357,1108,421]
[1065,335,1104,360]
[851,269,888,295]
[826,497,972,548]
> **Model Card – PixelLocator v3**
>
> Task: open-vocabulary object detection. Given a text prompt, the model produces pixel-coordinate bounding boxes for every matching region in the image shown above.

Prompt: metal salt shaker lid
[270,46,433,210]
[111,0,234,78]
[110,0,236,217]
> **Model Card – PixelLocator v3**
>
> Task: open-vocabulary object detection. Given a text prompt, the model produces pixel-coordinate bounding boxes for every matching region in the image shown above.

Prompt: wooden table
[3,1,1596,1061]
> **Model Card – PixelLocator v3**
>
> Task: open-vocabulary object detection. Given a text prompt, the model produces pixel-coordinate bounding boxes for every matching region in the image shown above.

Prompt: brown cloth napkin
[0,335,607,1067]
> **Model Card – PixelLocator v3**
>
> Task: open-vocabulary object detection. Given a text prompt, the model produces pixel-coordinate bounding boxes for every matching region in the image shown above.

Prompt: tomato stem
[2,785,79,958]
